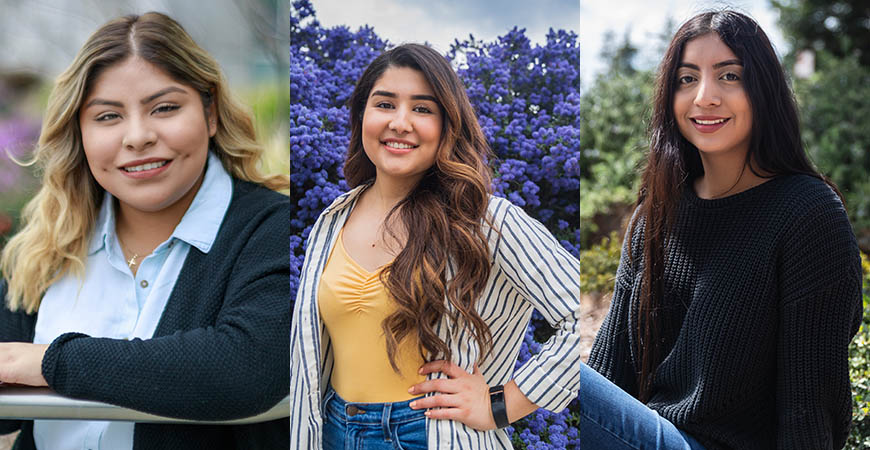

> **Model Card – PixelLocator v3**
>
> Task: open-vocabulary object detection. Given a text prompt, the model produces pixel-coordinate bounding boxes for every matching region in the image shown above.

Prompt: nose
[388,107,413,134]
[122,117,157,151]
[693,76,721,107]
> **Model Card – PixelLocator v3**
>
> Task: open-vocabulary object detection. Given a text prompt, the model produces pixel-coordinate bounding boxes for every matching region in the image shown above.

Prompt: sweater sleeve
[775,196,863,450]
[0,279,36,434]
[494,201,581,412]
[39,196,291,421]
[586,227,639,396]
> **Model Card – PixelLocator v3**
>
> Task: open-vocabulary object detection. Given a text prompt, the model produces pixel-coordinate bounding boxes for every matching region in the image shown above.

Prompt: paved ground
[580,292,611,363]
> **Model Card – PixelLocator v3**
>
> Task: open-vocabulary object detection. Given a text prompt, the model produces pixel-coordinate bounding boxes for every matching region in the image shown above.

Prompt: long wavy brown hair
[630,10,843,402]
[344,44,494,371]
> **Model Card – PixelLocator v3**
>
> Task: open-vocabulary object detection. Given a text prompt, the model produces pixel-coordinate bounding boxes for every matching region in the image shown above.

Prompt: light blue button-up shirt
[32,152,232,450]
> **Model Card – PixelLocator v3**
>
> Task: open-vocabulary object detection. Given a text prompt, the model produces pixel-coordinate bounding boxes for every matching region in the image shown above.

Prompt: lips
[119,158,172,179]
[382,138,418,154]
[690,116,730,133]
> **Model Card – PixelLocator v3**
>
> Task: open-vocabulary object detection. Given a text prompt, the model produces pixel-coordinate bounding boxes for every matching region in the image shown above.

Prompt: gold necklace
[120,240,150,270]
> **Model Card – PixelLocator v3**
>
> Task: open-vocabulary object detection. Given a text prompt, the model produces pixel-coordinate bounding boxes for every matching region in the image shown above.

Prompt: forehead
[370,66,435,96]
[84,57,191,101]
[680,33,739,64]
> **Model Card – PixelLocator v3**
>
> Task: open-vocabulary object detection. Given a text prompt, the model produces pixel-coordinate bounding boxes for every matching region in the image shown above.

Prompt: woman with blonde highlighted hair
[290,43,580,449]
[0,12,290,449]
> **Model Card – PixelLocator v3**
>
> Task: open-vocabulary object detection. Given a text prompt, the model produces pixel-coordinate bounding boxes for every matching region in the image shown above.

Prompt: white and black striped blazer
[289,185,580,449]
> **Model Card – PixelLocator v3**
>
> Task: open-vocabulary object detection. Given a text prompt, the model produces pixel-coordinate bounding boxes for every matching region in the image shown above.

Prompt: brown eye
[677,75,695,85]
[153,104,180,114]
[721,72,741,81]
[95,112,120,122]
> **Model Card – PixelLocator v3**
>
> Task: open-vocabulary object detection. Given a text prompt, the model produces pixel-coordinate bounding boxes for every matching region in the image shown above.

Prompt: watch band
[489,385,510,428]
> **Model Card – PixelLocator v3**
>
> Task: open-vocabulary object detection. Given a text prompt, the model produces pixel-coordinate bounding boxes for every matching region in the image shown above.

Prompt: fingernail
[425,411,430,417]
[408,387,414,394]
[410,401,416,408]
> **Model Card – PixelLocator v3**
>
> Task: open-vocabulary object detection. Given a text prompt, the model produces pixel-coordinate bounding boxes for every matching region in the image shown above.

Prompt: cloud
[312,0,579,53]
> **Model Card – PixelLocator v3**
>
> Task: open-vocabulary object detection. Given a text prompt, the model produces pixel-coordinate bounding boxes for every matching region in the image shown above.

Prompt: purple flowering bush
[0,118,39,193]
[291,1,579,447]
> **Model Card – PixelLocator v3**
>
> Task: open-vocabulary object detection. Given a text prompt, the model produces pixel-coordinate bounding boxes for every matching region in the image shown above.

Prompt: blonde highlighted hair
[1,12,288,313]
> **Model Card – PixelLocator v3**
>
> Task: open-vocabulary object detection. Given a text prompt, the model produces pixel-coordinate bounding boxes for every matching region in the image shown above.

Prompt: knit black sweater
[588,175,864,450]
[0,179,291,449]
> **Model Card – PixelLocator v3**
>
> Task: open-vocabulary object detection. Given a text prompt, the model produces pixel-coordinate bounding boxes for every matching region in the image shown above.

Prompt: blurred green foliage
[579,67,652,247]
[847,252,870,448]
[793,53,870,233]
[771,0,870,66]
[578,231,622,294]
[242,81,290,183]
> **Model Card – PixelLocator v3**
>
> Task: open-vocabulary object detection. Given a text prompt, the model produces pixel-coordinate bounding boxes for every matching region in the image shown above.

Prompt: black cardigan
[588,175,864,449]
[0,179,290,449]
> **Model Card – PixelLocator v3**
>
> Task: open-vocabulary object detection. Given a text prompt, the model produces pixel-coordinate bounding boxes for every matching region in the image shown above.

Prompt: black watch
[489,384,510,428]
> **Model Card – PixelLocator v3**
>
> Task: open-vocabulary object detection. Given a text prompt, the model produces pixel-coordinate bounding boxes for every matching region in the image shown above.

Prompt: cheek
[361,114,380,144]
[164,118,210,155]
[79,125,117,172]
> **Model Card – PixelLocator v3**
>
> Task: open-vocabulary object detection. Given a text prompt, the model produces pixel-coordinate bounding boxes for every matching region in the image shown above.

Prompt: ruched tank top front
[318,228,426,402]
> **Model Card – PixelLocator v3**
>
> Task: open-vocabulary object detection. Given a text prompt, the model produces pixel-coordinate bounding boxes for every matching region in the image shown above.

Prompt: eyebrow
[370,90,438,103]
[678,59,743,70]
[84,86,188,109]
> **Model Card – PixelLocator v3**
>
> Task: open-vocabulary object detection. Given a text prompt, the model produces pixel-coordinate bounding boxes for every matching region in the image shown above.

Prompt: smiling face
[674,33,753,159]
[361,66,443,187]
[79,56,216,216]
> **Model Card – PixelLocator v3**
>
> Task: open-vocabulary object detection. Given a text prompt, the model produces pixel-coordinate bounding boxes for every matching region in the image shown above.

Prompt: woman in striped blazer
[289,43,580,449]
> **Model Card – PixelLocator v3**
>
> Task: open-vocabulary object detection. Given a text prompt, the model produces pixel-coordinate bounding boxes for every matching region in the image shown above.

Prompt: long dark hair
[630,10,842,402]
[344,44,494,371]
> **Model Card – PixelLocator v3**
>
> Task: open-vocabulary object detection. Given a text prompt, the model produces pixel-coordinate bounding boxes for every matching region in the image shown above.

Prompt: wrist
[489,384,510,428]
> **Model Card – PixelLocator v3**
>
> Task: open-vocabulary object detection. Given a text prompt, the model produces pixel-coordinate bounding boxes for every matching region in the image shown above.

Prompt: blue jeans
[580,363,706,450]
[322,386,427,450]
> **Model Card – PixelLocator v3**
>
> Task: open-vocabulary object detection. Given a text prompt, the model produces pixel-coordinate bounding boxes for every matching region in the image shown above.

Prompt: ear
[206,90,218,137]
[205,102,218,137]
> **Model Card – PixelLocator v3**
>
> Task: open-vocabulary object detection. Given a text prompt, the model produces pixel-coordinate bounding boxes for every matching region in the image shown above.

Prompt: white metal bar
[0,387,289,424]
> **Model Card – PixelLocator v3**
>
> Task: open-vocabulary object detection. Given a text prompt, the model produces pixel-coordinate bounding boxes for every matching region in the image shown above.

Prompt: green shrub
[578,232,622,294]
[847,253,870,448]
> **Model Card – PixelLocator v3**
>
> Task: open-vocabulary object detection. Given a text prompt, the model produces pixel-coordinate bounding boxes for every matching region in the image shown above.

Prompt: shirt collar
[320,183,370,217]
[87,151,233,256]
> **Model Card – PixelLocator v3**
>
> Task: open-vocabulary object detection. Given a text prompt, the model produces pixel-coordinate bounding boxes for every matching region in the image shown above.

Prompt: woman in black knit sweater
[582,10,863,450]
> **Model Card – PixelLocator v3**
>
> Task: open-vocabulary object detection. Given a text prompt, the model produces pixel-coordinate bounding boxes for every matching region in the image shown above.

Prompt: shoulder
[230,179,292,211]
[213,180,291,248]
[765,174,845,218]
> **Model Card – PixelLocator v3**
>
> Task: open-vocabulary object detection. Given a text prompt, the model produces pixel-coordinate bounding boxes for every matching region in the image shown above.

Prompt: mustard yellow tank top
[318,229,426,402]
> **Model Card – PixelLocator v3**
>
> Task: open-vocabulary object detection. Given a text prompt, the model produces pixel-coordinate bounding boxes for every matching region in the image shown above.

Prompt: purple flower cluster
[291,2,579,446]
[0,118,39,192]
[448,29,580,258]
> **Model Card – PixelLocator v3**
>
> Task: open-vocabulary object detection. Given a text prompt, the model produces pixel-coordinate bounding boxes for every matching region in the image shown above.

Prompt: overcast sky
[310,0,785,89]
[580,0,786,86]
[311,0,580,55]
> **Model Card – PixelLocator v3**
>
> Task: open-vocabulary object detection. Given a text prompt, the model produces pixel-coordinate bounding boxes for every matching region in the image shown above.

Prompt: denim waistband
[323,387,426,426]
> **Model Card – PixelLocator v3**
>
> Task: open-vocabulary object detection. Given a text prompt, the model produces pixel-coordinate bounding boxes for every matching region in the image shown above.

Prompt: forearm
[503,379,538,423]
[44,316,289,421]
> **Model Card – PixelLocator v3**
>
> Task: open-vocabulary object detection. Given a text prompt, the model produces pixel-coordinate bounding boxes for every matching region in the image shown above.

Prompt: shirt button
[140,280,149,288]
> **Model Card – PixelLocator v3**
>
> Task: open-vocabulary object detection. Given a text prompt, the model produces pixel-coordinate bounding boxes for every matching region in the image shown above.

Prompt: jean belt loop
[382,402,393,442]
[322,388,335,413]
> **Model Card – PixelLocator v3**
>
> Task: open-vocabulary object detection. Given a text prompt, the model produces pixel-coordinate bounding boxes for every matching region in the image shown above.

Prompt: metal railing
[0,387,289,424]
